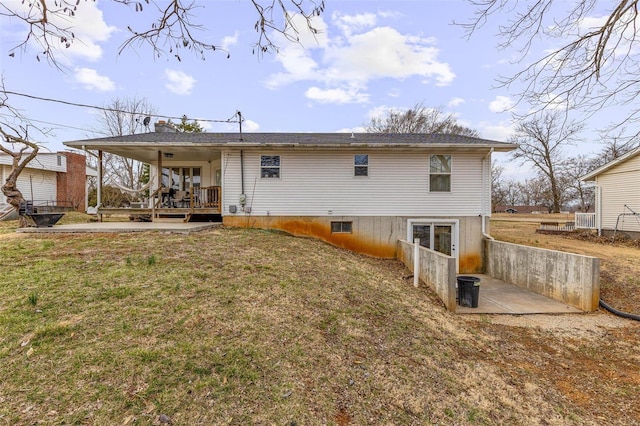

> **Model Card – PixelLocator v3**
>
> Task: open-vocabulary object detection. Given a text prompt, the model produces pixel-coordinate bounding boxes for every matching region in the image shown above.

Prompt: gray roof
[64,132,516,163]
[66,131,514,148]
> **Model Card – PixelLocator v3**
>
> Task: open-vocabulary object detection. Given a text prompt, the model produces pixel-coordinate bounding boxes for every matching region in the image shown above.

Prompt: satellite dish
[143,116,151,126]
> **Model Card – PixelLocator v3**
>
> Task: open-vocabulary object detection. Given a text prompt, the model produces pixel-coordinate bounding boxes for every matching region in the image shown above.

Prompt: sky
[0,0,619,177]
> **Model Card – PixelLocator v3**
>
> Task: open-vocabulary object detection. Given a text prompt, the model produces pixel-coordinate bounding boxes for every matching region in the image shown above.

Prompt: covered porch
[87,143,224,222]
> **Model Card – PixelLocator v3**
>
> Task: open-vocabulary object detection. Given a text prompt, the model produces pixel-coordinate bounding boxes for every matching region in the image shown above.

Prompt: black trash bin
[457,276,481,308]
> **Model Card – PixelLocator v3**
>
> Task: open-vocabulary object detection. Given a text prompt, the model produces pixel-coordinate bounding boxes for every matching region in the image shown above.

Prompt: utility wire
[2,90,241,123]
[0,113,91,132]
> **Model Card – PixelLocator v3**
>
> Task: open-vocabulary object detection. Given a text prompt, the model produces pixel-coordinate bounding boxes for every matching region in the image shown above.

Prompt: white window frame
[331,221,353,233]
[354,154,369,177]
[429,154,452,192]
[407,218,459,272]
[260,154,281,179]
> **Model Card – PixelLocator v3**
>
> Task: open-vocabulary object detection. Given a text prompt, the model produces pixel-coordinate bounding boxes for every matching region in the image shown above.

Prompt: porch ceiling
[68,143,222,163]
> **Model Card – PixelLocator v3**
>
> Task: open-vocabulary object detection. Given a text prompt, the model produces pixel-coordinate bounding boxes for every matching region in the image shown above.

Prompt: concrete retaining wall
[397,240,457,311]
[485,239,600,311]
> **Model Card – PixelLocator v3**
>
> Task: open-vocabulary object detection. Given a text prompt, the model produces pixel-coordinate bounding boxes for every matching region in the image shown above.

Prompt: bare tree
[490,161,506,208]
[510,111,583,213]
[0,0,325,224]
[0,83,43,226]
[560,155,596,212]
[366,103,480,136]
[91,97,157,200]
[462,1,640,139]
[2,0,325,64]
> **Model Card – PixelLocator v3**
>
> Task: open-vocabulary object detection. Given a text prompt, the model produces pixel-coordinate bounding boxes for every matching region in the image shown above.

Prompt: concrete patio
[455,274,582,314]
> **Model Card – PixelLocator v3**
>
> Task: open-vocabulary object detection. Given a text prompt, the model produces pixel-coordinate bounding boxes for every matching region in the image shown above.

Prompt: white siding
[597,154,640,233]
[0,153,66,172]
[221,149,487,217]
[0,166,57,206]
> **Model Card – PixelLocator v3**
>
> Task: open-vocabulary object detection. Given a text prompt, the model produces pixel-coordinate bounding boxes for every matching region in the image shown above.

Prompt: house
[493,205,549,214]
[581,147,640,239]
[64,123,517,273]
[0,151,93,218]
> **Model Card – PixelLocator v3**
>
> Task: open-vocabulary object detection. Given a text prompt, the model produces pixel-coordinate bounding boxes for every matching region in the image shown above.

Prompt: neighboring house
[0,151,91,214]
[64,123,517,273]
[581,147,640,239]
[493,205,549,214]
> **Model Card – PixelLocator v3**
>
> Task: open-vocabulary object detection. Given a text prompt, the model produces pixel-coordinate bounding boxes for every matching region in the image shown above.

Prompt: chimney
[154,120,178,133]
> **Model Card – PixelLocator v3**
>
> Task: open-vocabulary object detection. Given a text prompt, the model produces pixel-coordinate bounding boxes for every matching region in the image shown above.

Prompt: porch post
[157,150,163,193]
[97,150,103,222]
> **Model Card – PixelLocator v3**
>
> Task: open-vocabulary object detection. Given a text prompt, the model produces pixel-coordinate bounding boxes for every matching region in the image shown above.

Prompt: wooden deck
[98,186,222,222]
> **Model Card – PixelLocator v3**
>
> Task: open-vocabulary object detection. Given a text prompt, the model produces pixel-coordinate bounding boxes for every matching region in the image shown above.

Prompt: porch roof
[64,132,517,163]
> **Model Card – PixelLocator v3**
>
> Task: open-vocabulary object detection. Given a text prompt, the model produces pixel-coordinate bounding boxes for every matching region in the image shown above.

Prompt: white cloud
[4,0,117,62]
[336,126,367,133]
[367,105,395,121]
[221,32,239,51]
[332,11,377,37]
[197,121,213,132]
[164,69,196,95]
[489,95,515,113]
[305,87,369,104]
[326,27,453,86]
[266,13,454,105]
[74,68,115,92]
[242,120,260,132]
[478,120,516,141]
[448,97,465,108]
[2,0,115,63]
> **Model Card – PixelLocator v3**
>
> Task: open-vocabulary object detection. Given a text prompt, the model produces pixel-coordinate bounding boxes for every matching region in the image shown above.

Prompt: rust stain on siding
[459,253,483,274]
[223,216,396,258]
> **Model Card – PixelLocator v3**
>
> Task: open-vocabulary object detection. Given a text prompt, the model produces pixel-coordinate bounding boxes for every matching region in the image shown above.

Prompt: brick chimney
[154,121,178,133]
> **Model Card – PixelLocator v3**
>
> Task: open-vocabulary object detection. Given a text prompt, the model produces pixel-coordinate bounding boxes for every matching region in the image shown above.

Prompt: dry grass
[0,216,638,425]
[490,214,640,313]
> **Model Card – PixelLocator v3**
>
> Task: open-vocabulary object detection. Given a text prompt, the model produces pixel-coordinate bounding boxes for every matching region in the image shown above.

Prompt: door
[408,219,459,269]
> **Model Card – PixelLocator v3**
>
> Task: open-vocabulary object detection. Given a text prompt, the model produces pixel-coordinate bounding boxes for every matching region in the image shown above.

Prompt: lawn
[0,215,639,425]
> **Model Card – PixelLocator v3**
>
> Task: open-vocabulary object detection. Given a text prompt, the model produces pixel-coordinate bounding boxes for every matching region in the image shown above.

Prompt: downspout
[240,150,246,212]
[240,150,245,195]
[596,184,602,236]
[482,148,494,240]
[97,150,103,222]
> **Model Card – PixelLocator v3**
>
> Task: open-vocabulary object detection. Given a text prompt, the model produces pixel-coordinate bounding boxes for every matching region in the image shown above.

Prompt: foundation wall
[224,215,486,273]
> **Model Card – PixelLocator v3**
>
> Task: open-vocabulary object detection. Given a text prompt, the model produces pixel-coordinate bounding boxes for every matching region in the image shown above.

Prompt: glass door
[409,221,457,259]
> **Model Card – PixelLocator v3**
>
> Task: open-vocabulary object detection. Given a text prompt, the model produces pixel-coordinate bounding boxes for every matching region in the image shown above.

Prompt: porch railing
[190,186,221,210]
[151,186,221,212]
[575,212,597,229]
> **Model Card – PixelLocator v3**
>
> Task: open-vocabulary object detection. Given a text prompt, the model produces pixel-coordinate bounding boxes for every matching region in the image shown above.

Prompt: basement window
[331,221,353,233]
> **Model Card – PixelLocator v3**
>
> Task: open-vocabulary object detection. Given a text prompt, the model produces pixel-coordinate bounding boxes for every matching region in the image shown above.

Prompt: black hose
[599,299,640,321]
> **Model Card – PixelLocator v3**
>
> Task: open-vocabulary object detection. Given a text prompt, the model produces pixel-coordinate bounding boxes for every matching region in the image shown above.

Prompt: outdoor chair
[174,190,189,208]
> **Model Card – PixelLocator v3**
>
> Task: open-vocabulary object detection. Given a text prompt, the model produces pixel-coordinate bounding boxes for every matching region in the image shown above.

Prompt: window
[331,221,353,233]
[354,154,368,176]
[161,167,201,190]
[57,155,62,167]
[430,154,451,192]
[261,155,280,178]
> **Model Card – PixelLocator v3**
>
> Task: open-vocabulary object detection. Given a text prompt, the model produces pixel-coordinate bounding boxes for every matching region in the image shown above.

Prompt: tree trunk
[0,139,39,228]
[2,179,28,227]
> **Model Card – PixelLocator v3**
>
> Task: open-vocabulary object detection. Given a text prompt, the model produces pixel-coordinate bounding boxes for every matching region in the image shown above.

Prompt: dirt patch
[473,312,634,338]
